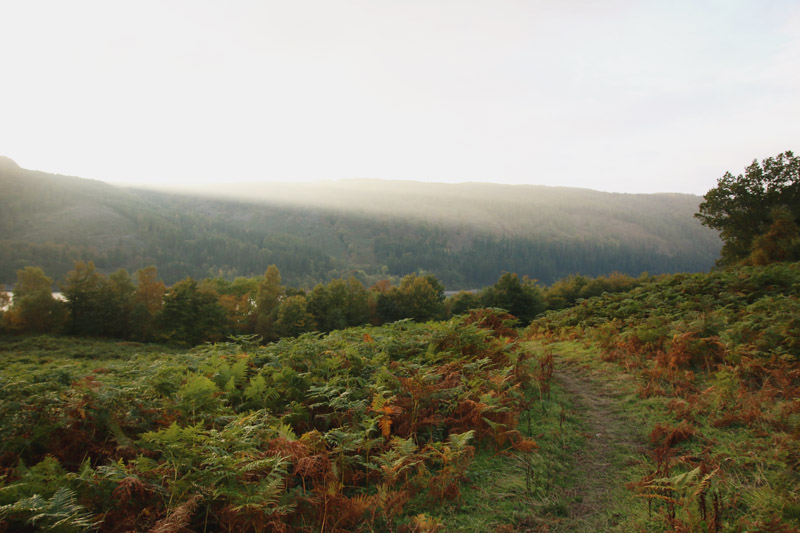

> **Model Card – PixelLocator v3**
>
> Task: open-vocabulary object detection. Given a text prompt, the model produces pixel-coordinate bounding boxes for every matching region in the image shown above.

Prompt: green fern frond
[447,430,475,451]
[0,486,98,532]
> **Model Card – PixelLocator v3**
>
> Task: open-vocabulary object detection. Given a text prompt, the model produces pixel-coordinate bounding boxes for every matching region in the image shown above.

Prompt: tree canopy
[157,277,227,346]
[696,151,799,265]
[3,266,64,332]
[3,259,651,344]
[480,272,544,323]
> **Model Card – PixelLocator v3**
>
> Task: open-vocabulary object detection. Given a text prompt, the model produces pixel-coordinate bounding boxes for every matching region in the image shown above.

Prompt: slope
[527,261,800,530]
[1,158,721,288]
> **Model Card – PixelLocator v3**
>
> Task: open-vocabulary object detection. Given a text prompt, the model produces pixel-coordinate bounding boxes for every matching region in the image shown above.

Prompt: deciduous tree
[131,266,166,340]
[447,291,482,316]
[61,261,110,336]
[481,272,544,323]
[275,295,316,338]
[344,276,370,327]
[4,266,64,332]
[378,273,445,323]
[748,206,800,265]
[696,151,799,264]
[254,265,284,342]
[106,269,136,338]
[134,266,165,316]
[157,277,227,346]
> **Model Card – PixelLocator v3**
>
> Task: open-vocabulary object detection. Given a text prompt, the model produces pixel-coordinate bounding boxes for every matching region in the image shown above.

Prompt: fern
[0,486,98,532]
[0,308,540,530]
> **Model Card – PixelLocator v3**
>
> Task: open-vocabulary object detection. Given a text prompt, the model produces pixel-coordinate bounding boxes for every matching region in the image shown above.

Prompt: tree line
[11,148,795,346]
[0,262,647,346]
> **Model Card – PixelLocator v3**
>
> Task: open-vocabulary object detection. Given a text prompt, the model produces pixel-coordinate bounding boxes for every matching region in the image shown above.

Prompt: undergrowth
[528,262,800,531]
[0,309,554,531]
[407,379,585,531]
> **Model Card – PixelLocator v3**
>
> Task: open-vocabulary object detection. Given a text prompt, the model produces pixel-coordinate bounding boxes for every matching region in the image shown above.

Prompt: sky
[1,1,798,195]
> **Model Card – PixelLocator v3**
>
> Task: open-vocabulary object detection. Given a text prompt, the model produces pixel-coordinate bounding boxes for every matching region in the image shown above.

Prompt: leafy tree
[218,292,255,335]
[306,283,331,330]
[307,277,370,332]
[325,279,349,331]
[696,151,799,264]
[228,276,259,298]
[254,265,284,342]
[543,272,642,310]
[275,295,316,338]
[199,276,255,335]
[421,273,445,301]
[748,206,800,265]
[481,272,545,323]
[157,277,227,345]
[61,262,135,337]
[4,267,64,332]
[319,279,348,331]
[447,291,483,316]
[134,266,165,317]
[344,276,370,327]
[105,269,136,338]
[369,279,392,324]
[61,261,109,336]
[376,291,401,323]
[131,266,166,340]
[379,273,445,323]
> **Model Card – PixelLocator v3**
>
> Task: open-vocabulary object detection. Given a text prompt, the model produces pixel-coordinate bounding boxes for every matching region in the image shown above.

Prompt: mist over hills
[0,158,721,288]
[189,179,704,248]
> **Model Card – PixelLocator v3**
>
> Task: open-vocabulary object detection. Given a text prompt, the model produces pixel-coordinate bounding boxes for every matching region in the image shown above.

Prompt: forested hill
[0,158,721,288]
[190,179,712,244]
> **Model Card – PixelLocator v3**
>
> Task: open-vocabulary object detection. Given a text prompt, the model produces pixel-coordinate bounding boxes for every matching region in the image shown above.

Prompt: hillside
[190,179,711,247]
[0,313,545,531]
[2,263,797,530]
[0,159,721,287]
[526,261,800,529]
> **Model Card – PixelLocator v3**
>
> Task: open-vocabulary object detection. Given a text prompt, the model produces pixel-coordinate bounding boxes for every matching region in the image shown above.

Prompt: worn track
[550,363,647,531]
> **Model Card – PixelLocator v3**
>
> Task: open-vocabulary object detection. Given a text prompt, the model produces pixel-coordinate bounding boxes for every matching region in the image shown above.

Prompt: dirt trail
[551,363,647,531]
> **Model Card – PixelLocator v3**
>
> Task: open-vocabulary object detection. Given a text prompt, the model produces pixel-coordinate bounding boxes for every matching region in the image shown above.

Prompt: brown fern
[148,494,202,533]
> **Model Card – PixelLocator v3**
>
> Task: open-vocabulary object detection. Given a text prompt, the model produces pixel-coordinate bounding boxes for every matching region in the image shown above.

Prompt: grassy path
[426,341,655,531]
[543,343,653,532]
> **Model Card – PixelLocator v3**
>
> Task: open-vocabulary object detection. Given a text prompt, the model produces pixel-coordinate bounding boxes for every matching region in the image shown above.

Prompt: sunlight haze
[1,0,798,194]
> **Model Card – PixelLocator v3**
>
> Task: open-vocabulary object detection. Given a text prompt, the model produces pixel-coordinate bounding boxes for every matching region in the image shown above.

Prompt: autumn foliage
[528,261,800,530]
[0,309,542,531]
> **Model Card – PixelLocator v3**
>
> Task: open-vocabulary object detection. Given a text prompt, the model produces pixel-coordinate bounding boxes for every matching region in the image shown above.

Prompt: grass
[388,338,670,531]
[399,374,587,531]
[5,312,797,530]
[0,317,558,531]
[527,340,670,531]
[534,337,800,530]
[0,333,178,360]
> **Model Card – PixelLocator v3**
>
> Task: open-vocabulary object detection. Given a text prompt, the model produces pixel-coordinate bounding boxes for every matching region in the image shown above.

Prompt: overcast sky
[1,1,798,194]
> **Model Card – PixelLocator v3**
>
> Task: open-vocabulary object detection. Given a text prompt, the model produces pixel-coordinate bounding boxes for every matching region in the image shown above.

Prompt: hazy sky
[2,1,798,194]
